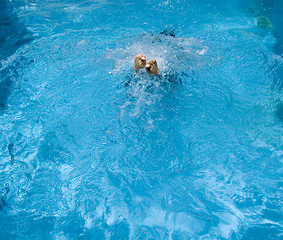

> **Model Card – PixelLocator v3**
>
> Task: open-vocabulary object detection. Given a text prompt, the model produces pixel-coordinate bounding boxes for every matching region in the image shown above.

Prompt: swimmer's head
[134,54,146,70]
[145,59,160,75]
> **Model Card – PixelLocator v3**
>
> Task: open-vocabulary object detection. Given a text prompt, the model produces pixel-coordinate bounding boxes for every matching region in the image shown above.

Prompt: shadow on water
[0,0,32,59]
[249,0,283,123]
[258,0,283,55]
[253,0,283,81]
[0,0,33,110]
[0,73,13,110]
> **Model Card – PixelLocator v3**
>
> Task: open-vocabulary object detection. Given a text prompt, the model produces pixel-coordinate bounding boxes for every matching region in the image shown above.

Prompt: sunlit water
[0,0,282,239]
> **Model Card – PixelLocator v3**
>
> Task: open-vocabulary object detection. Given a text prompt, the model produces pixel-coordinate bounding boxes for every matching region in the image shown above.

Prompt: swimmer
[145,59,160,75]
[134,54,146,70]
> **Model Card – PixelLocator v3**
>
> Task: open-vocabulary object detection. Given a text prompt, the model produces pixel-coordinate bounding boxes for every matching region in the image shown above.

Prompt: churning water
[0,0,282,239]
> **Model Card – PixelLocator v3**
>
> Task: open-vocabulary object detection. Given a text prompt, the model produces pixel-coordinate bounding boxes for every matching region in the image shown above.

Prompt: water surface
[0,0,282,239]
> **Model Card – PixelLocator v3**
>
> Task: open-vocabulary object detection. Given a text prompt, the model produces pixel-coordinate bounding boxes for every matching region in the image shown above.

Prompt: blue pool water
[0,0,283,239]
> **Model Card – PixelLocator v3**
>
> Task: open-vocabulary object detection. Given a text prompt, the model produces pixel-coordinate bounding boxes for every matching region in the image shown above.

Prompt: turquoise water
[0,0,282,239]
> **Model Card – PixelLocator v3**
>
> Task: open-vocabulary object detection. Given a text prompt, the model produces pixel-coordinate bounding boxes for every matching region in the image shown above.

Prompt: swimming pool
[0,0,282,239]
